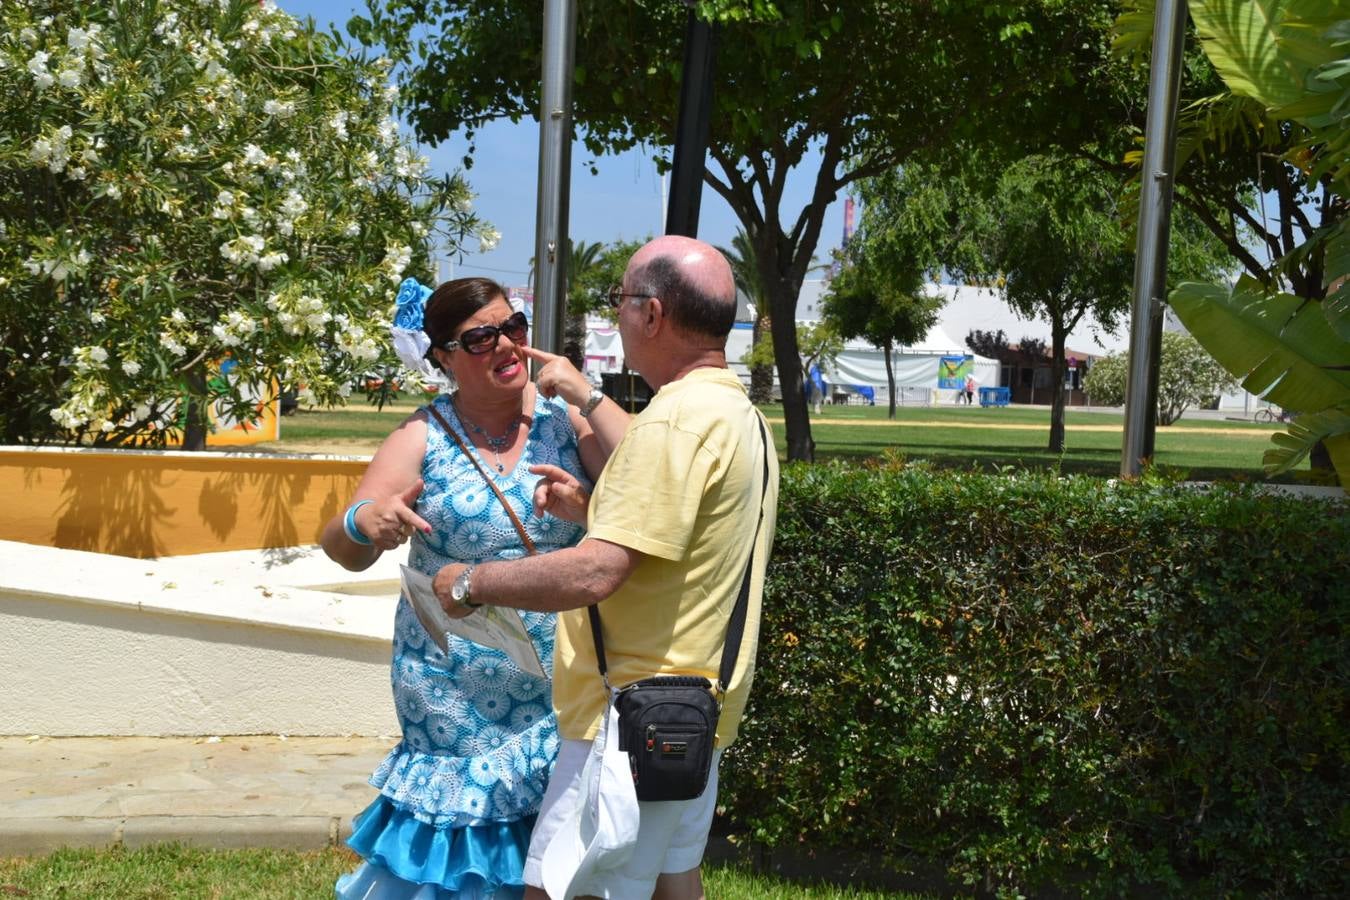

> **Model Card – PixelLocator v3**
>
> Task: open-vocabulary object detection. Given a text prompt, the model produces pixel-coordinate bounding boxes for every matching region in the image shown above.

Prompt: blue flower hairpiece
[390,277,444,382]
[393,277,432,331]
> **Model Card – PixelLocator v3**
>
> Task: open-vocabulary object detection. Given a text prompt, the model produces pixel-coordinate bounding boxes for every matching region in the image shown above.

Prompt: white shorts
[524,739,722,899]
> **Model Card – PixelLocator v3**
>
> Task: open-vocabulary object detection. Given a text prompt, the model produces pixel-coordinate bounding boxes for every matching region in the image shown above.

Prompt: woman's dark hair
[422,277,508,369]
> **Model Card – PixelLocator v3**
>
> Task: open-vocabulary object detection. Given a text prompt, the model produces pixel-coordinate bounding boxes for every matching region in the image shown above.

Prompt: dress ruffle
[337,794,532,899]
[370,725,557,827]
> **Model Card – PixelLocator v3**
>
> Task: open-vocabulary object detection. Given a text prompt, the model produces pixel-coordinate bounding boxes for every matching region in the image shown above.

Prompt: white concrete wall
[0,541,403,737]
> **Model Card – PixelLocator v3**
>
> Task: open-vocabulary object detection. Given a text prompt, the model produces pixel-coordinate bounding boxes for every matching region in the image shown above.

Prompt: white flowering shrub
[0,0,492,447]
[1083,332,1239,426]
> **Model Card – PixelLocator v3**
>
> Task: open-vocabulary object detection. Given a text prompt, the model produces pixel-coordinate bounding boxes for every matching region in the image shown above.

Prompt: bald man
[434,236,780,899]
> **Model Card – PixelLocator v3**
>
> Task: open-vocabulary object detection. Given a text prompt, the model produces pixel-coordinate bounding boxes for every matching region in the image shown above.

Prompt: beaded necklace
[452,398,520,473]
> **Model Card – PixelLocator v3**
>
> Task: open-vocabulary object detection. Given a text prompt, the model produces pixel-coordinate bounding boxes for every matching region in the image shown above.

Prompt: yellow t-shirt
[552,366,779,747]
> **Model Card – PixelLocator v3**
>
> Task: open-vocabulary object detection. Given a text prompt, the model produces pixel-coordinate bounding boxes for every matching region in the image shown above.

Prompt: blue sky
[276,1,846,290]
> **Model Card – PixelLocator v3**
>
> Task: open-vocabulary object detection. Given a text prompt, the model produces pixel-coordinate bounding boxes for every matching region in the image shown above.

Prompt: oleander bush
[0,0,492,448]
[723,462,1348,897]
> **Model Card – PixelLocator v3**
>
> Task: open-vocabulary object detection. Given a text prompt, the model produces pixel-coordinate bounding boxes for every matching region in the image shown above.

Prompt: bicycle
[1254,407,1290,424]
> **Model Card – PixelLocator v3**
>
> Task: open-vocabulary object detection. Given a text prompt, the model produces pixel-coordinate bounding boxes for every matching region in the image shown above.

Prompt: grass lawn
[264,395,1309,483]
[0,845,930,899]
[801,403,1305,481]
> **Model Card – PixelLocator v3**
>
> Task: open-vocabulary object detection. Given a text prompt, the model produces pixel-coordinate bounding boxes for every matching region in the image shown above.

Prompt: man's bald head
[625,235,737,340]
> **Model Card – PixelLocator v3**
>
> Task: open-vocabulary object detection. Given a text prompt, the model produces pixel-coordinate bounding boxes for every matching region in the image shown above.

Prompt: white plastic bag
[540,699,639,899]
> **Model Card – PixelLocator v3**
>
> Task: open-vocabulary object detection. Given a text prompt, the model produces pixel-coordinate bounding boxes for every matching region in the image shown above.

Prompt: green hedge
[721,464,1348,897]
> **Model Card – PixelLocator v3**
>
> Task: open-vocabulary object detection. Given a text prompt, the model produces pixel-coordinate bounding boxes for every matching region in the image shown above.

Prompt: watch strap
[454,566,481,608]
[579,387,604,418]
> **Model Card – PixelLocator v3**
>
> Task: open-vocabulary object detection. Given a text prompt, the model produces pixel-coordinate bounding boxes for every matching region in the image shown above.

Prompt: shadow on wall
[195,467,348,551]
[53,459,177,558]
[2,449,364,559]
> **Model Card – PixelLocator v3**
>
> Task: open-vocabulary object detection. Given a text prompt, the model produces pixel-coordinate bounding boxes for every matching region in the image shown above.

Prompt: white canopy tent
[820,324,1000,405]
[583,318,1000,406]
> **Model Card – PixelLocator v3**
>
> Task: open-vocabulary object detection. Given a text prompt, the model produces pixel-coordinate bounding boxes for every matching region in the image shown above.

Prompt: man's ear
[643,297,664,337]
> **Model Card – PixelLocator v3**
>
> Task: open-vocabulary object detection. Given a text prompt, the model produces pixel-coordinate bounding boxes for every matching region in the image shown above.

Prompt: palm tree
[718,230,774,404]
[529,239,604,369]
[563,239,603,370]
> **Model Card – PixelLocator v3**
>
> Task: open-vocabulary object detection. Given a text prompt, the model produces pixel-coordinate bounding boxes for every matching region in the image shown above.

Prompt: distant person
[434,236,781,900]
[964,374,977,405]
[809,366,826,414]
[321,276,627,899]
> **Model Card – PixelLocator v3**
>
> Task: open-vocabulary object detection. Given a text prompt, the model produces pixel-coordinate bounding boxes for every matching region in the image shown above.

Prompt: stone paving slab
[0,735,396,855]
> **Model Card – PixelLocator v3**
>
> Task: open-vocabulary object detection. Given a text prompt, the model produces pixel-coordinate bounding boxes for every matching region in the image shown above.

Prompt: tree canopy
[353,0,1124,460]
[821,237,943,419]
[0,0,491,448]
[1112,0,1344,303]
[854,151,1228,451]
[570,237,648,318]
[966,329,1010,360]
[1117,0,1350,484]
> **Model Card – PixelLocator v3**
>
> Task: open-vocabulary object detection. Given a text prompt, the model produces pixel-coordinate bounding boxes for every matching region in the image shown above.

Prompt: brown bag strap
[426,402,538,556]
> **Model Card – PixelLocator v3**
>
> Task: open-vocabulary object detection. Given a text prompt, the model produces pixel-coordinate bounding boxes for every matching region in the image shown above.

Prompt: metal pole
[533,0,577,356]
[665,7,717,237]
[1121,0,1188,477]
[1141,310,1164,459]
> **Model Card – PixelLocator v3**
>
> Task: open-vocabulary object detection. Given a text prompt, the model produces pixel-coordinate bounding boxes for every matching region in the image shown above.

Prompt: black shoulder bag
[589,418,771,802]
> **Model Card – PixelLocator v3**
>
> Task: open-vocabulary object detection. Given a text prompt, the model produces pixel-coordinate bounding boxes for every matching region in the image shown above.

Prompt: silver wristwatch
[451,566,480,608]
[579,386,605,418]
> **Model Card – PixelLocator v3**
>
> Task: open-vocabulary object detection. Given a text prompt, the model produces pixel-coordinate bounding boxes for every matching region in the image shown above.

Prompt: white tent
[580,322,624,382]
[584,318,1000,406]
[811,324,1000,406]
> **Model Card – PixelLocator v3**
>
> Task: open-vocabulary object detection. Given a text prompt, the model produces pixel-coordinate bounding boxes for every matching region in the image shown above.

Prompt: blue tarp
[809,366,874,405]
[808,365,828,400]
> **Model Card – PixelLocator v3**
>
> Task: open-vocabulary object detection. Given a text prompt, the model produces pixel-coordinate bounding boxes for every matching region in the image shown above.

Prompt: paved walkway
[0,734,397,855]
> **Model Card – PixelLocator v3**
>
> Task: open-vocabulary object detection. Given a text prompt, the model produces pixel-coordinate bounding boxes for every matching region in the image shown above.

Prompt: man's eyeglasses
[607,285,650,309]
[439,311,529,355]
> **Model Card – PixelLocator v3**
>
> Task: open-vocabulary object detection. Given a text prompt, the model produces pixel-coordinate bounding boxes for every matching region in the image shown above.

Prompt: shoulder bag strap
[589,415,772,695]
[716,416,772,693]
[426,402,538,556]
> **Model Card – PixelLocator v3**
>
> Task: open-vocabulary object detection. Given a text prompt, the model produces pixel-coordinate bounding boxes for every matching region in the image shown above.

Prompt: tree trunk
[884,340,896,420]
[563,308,587,372]
[1310,438,1333,474]
[768,280,813,461]
[749,311,773,405]
[1048,325,1068,454]
[181,368,209,451]
[716,131,843,463]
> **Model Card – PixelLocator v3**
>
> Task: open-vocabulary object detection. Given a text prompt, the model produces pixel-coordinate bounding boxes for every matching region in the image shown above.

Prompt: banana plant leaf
[1263,407,1350,476]
[1171,276,1350,404]
[1188,0,1348,112]
[1111,0,1157,58]
[1171,275,1350,485]
[1326,221,1350,342]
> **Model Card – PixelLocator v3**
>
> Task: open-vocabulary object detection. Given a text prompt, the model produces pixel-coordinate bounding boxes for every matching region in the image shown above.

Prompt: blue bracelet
[343,500,375,546]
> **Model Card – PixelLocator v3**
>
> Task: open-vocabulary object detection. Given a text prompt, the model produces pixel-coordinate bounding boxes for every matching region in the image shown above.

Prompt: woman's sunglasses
[438,311,529,355]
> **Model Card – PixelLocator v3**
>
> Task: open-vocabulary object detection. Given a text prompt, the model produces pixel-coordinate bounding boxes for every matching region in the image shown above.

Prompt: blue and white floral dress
[338,391,589,900]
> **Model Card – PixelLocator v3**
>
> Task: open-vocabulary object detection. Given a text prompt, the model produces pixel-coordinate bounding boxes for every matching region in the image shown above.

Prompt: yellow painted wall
[202,388,281,446]
[0,449,368,559]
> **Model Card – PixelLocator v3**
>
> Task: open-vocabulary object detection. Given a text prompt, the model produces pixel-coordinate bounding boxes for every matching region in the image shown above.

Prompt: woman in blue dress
[322,277,628,898]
